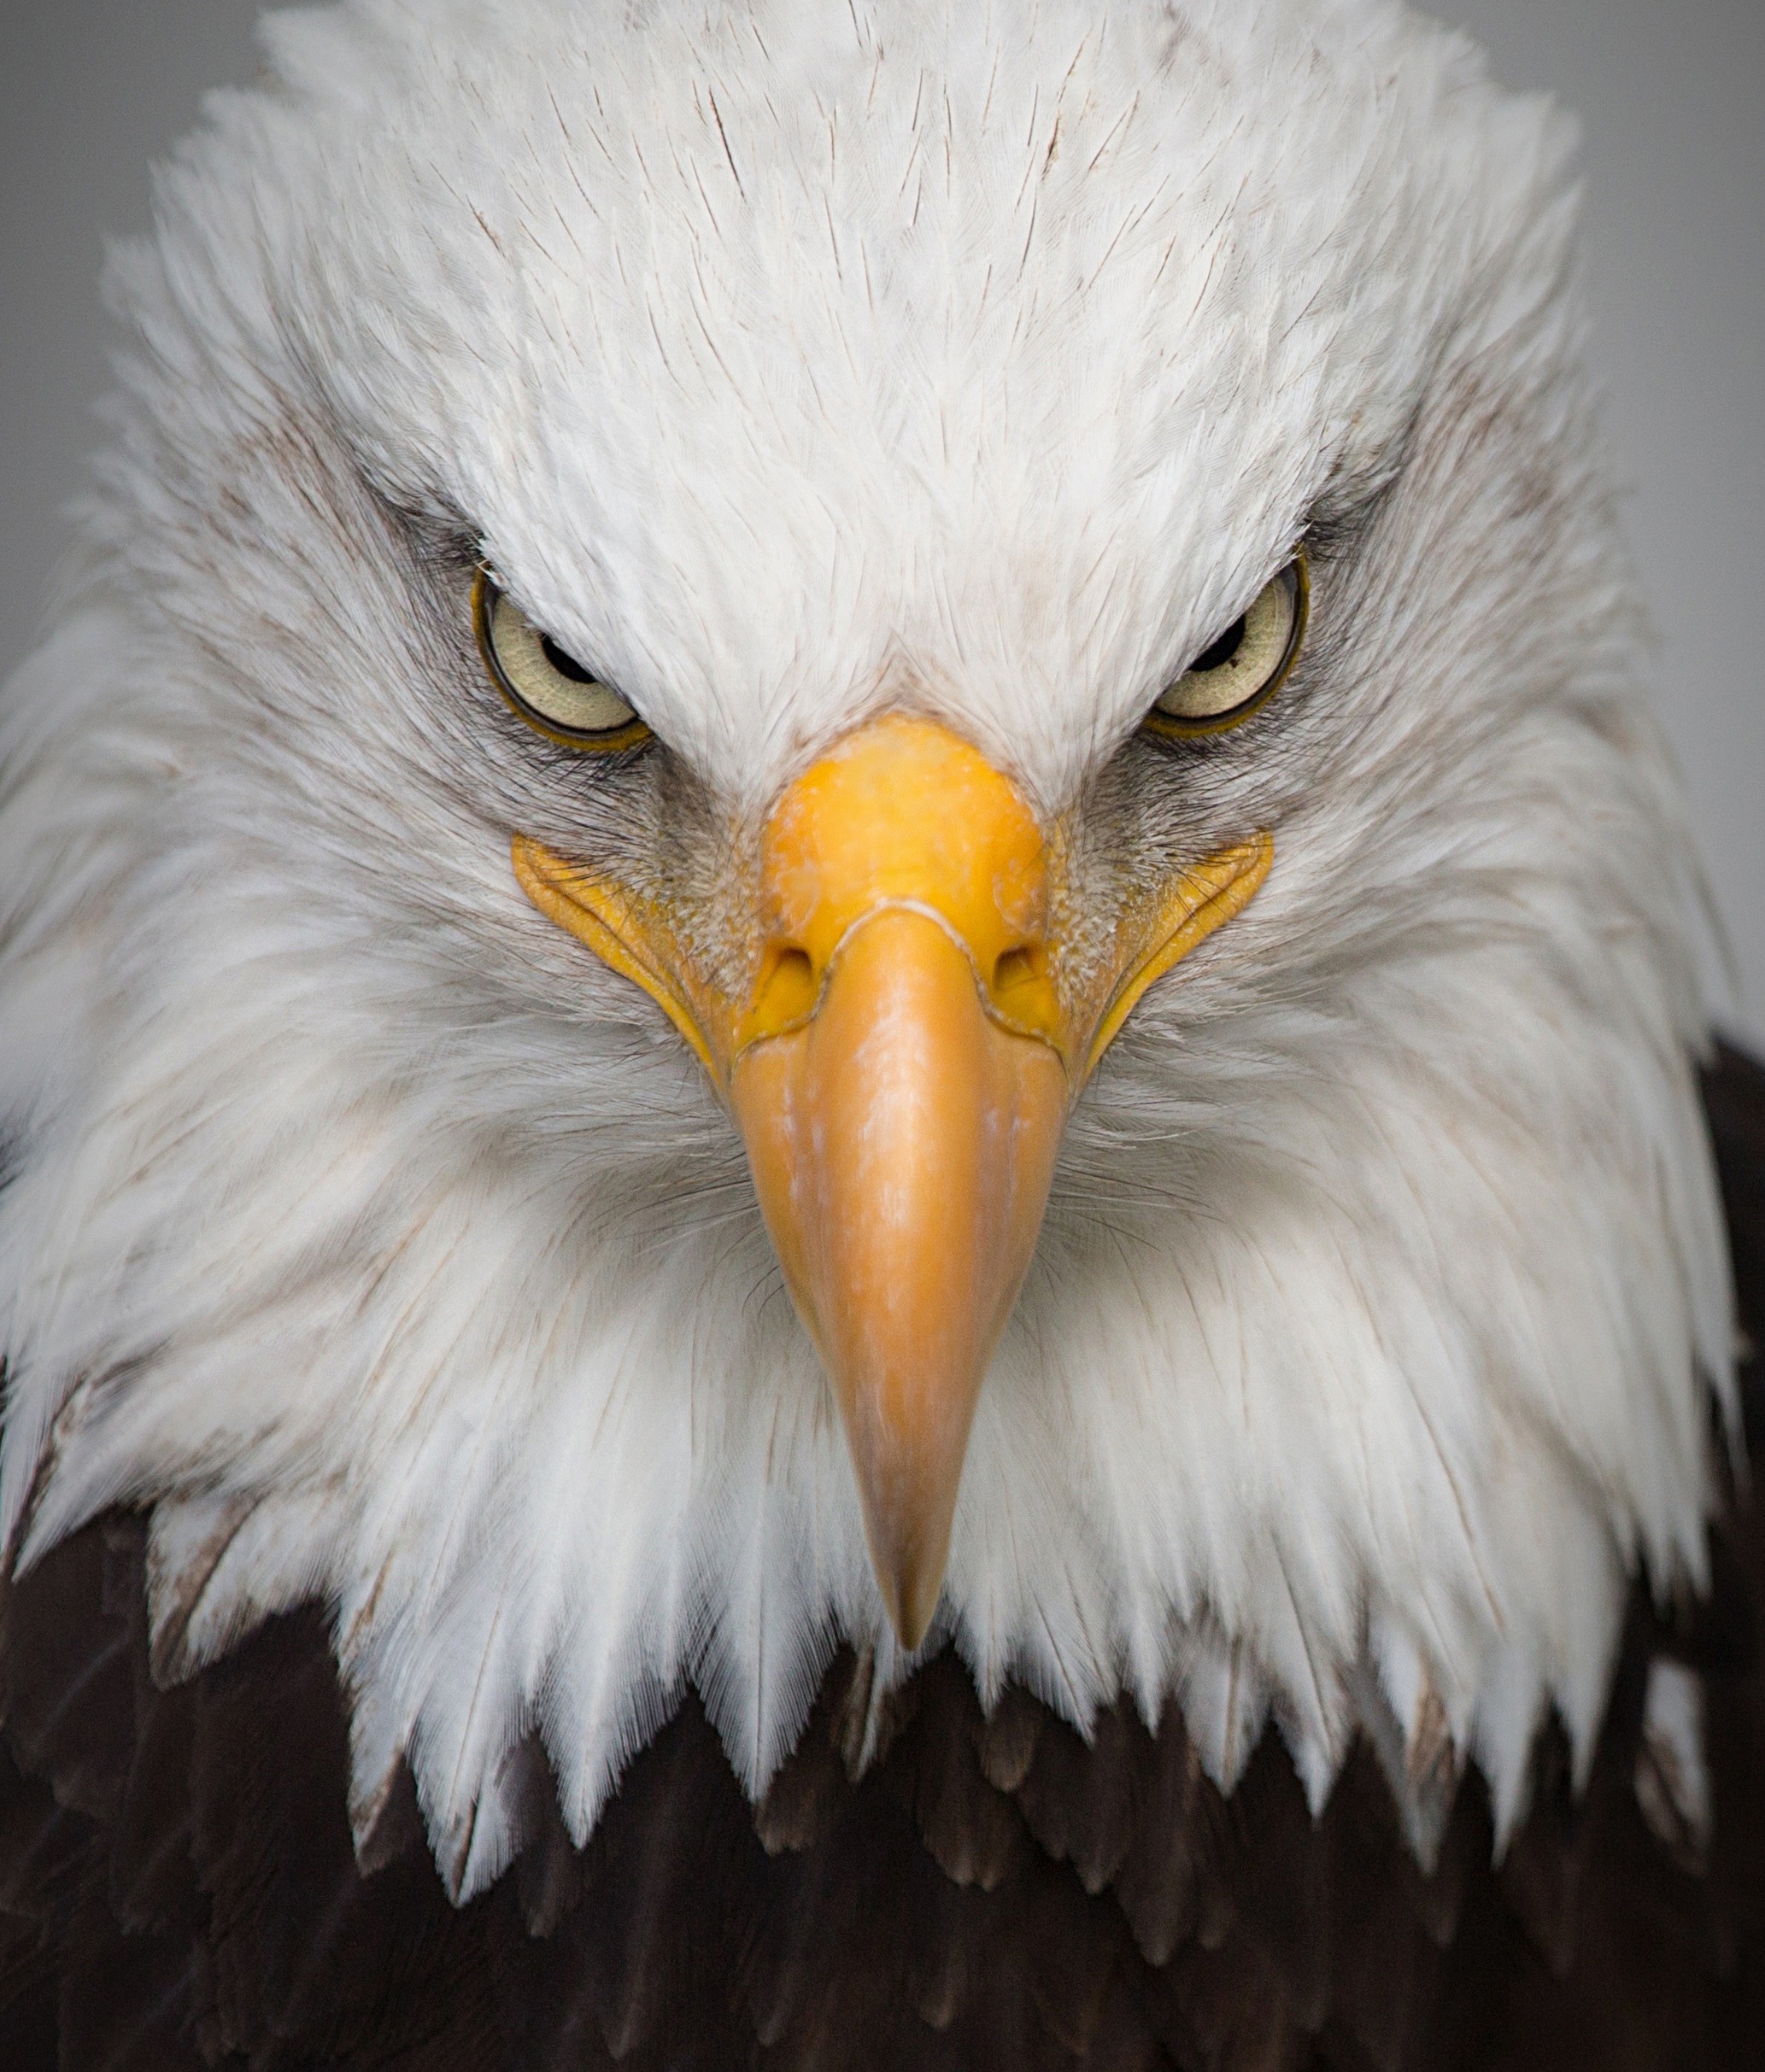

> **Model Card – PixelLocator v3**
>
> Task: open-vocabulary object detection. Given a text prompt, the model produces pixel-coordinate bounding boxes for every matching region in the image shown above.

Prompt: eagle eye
[472,570,651,752]
[1144,553,1309,739]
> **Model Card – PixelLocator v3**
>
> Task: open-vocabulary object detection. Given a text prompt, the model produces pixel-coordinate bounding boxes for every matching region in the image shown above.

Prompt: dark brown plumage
[3,1043,1762,2072]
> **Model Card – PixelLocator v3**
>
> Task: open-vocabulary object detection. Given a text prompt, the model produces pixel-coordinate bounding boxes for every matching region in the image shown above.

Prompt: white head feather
[0,0,1731,1901]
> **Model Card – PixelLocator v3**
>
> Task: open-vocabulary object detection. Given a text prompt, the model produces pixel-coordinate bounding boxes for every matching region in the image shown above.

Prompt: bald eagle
[1,1,1760,2063]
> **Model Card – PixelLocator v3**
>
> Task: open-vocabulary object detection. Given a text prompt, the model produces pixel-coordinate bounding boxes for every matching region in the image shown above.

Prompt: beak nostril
[993,946,1038,996]
[755,944,818,1027]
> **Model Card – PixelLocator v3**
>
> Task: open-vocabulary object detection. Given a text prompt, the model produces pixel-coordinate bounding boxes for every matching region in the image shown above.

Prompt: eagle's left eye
[1144,552,1309,739]
[473,570,651,752]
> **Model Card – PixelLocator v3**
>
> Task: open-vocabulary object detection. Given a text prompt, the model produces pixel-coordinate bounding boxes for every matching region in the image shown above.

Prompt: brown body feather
[3,1046,1762,2070]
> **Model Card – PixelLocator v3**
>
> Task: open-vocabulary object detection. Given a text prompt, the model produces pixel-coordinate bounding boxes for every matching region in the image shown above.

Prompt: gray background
[3,1,1762,1042]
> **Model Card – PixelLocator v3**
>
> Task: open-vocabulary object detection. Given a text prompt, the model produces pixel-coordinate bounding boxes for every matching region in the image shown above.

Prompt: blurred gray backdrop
[3,1,1762,1041]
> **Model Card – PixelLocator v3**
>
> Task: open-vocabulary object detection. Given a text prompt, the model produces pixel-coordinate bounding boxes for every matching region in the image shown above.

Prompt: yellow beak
[513,716,1270,1647]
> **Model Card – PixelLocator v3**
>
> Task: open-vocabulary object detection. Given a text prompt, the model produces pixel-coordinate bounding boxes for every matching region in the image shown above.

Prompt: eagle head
[0,0,1731,1903]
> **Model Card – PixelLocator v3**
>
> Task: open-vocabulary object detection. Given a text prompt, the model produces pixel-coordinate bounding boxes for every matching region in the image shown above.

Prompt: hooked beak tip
[865,1495,956,1653]
[888,1583,938,1654]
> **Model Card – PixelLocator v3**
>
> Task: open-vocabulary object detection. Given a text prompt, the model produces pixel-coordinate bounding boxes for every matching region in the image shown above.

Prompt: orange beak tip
[863,1495,957,1653]
[890,1595,936,1655]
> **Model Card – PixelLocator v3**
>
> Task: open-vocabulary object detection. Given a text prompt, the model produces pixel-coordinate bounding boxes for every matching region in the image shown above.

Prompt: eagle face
[0,0,1731,1902]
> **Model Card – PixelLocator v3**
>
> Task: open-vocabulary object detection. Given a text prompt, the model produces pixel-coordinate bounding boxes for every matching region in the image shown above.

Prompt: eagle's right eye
[473,570,652,752]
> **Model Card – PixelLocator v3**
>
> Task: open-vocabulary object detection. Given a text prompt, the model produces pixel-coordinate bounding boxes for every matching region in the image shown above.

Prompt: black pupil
[540,634,597,684]
[1192,616,1247,673]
